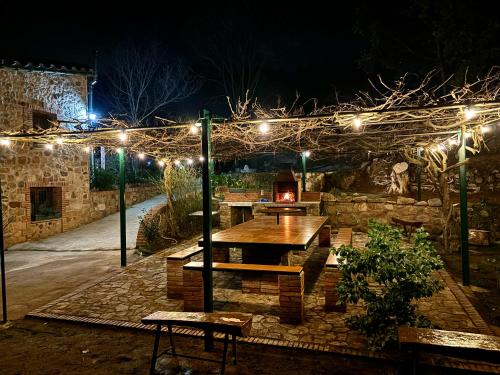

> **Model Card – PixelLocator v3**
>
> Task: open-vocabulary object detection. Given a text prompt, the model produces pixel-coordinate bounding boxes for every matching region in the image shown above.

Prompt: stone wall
[323,195,445,237]
[89,184,160,221]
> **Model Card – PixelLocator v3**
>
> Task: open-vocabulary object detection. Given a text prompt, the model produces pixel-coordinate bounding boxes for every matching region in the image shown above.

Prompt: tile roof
[0,59,94,76]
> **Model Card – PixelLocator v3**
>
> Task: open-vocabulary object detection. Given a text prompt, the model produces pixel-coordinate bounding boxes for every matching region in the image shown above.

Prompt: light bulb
[0,139,11,146]
[464,107,476,120]
[304,150,311,158]
[480,126,491,134]
[448,138,459,146]
[186,158,194,165]
[190,125,199,134]
[199,156,205,162]
[158,160,165,167]
[259,122,269,134]
[353,117,362,129]
[56,137,63,145]
[174,160,181,166]
[83,146,90,153]
[138,153,145,160]
[118,130,127,142]
[45,144,54,150]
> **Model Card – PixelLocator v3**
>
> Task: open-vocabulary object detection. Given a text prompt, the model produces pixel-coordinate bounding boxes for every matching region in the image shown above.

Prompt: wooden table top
[199,216,329,250]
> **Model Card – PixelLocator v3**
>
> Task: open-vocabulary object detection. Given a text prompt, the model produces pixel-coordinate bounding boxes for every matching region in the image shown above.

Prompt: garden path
[9,194,166,251]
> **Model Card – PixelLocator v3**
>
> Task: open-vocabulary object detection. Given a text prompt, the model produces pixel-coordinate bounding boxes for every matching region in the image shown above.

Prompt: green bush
[91,168,117,190]
[334,221,444,350]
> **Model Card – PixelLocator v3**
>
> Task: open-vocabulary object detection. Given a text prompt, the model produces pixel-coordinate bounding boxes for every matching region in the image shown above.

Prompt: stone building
[0,61,94,248]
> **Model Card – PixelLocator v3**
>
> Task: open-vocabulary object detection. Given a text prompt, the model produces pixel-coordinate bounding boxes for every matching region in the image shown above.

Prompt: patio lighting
[303,150,311,157]
[0,139,11,146]
[448,138,459,146]
[464,107,476,120]
[195,122,202,127]
[199,155,205,162]
[115,147,122,153]
[480,125,491,133]
[259,122,269,134]
[190,125,199,134]
[435,143,446,152]
[88,113,97,121]
[174,159,181,166]
[45,144,54,150]
[119,130,127,142]
[465,131,472,138]
[56,137,63,145]
[138,153,145,160]
[353,117,362,130]
[186,158,194,165]
[83,146,90,153]
[158,160,165,167]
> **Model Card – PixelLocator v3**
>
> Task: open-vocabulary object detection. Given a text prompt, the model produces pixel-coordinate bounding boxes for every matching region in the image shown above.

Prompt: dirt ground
[442,245,500,334]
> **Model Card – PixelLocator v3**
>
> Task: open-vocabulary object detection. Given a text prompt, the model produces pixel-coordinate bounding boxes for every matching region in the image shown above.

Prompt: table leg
[150,324,162,375]
[277,212,280,224]
[232,334,237,365]
[220,333,229,375]
[167,324,176,356]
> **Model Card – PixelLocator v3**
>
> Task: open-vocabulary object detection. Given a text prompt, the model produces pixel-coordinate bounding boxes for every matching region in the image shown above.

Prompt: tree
[103,41,200,125]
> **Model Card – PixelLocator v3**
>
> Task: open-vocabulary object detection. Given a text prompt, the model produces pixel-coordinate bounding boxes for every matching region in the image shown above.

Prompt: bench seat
[398,326,500,374]
[167,246,204,299]
[142,311,252,375]
[183,262,304,324]
[324,228,352,312]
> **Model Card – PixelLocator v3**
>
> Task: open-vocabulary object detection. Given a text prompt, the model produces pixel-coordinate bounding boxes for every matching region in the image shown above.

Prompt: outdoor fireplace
[273,169,300,202]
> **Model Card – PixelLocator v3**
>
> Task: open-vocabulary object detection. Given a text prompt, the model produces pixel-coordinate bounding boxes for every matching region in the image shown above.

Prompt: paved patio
[28,232,493,362]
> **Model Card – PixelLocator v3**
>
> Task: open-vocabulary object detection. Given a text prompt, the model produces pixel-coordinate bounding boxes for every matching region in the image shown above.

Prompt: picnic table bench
[167,245,204,299]
[183,261,304,324]
[324,228,352,312]
[398,326,500,374]
[142,311,252,375]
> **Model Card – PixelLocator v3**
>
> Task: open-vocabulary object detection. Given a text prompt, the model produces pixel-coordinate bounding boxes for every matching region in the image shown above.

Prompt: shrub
[334,220,444,350]
[91,168,117,190]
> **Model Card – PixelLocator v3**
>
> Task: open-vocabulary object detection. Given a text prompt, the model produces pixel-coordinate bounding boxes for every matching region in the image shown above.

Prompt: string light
[83,146,90,153]
[465,131,472,139]
[174,159,181,166]
[56,137,63,145]
[464,107,476,120]
[448,138,459,146]
[195,122,202,127]
[304,150,311,157]
[138,153,145,160]
[0,139,11,146]
[199,155,205,162]
[186,158,194,165]
[259,122,269,134]
[45,144,54,150]
[119,130,127,142]
[158,160,165,167]
[116,147,122,153]
[480,125,491,134]
[353,117,362,130]
[190,125,199,135]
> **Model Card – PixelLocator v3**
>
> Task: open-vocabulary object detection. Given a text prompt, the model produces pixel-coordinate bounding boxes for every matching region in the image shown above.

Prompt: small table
[261,207,304,224]
[391,217,423,238]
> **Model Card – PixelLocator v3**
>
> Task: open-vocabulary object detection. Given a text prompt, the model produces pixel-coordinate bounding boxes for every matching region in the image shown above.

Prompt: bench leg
[232,335,237,365]
[220,333,229,375]
[168,324,176,356]
[150,324,162,375]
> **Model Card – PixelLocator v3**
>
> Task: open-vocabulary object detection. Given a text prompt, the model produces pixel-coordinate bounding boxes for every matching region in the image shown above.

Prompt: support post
[458,127,469,285]
[119,147,126,267]
[0,175,7,323]
[416,148,422,201]
[301,153,306,192]
[201,109,214,350]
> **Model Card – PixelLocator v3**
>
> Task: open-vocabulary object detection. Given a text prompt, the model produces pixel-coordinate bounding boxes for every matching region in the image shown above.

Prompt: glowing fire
[276,191,295,202]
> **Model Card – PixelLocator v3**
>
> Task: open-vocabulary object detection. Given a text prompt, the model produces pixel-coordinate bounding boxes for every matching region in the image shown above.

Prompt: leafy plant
[334,220,444,350]
[91,168,117,190]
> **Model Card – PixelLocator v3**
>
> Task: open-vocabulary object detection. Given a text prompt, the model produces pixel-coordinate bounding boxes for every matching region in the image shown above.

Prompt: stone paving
[29,232,486,354]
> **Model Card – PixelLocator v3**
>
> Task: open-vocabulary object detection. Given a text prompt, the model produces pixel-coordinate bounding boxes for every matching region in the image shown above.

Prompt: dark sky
[1,1,499,117]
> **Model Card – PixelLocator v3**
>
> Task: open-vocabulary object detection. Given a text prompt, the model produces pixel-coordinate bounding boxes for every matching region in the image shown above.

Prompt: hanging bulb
[186,158,194,165]
[158,160,165,167]
[303,150,311,157]
[190,125,199,134]
[353,117,362,130]
[138,153,145,160]
[83,146,90,153]
[464,107,476,120]
[480,125,491,134]
[174,159,181,166]
[118,130,127,142]
[45,144,54,150]
[199,155,205,162]
[259,122,269,134]
[56,137,64,145]
[0,139,11,146]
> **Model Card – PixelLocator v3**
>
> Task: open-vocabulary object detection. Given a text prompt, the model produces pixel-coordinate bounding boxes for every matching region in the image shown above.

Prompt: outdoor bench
[167,245,204,299]
[398,326,500,375]
[142,311,252,375]
[324,228,352,312]
[183,261,304,324]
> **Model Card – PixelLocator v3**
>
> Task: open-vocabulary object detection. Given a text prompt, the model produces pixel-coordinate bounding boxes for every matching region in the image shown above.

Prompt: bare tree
[104,42,200,125]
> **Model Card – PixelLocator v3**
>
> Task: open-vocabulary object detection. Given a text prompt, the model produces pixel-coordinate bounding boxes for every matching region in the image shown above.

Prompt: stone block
[278,272,304,324]
[324,267,346,312]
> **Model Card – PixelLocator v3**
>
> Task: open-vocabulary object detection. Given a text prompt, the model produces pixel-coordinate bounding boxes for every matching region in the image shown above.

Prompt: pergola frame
[1,70,500,327]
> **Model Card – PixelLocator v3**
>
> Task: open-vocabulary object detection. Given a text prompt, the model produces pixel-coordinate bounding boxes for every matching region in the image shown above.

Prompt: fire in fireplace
[273,169,300,202]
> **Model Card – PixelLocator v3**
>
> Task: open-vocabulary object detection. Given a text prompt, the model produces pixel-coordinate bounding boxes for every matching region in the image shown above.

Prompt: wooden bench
[324,228,353,312]
[183,262,304,324]
[398,326,500,374]
[301,191,321,202]
[142,311,252,375]
[167,245,204,299]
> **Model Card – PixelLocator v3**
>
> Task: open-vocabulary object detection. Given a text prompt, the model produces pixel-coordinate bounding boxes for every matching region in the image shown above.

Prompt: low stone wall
[323,195,445,237]
[89,184,160,221]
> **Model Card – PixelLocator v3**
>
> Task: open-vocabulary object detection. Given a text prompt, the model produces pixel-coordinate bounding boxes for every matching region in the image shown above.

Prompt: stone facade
[323,195,445,237]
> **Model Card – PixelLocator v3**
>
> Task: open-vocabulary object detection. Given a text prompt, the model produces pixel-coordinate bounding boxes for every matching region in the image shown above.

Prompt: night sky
[1,1,499,118]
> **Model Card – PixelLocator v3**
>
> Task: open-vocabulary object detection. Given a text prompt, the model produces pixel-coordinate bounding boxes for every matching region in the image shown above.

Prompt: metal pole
[458,127,469,285]
[301,153,306,192]
[0,175,7,323]
[119,147,126,267]
[201,109,214,350]
[416,148,422,201]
